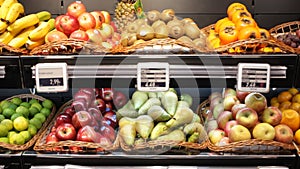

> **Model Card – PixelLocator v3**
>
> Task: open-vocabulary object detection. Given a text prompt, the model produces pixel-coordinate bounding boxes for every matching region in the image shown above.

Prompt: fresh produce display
[276,29,300,49]
[45,88,127,149]
[119,9,207,49]
[203,88,297,146]
[117,89,206,147]
[114,0,137,31]
[0,0,55,50]
[49,1,120,50]
[0,96,54,145]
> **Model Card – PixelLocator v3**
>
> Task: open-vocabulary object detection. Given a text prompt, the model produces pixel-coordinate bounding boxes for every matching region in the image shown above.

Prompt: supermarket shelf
[0,56,22,89]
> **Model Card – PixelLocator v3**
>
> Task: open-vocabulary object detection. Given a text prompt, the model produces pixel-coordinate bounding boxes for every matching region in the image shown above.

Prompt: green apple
[9,133,25,145]
[29,118,42,129]
[252,123,275,140]
[3,108,16,119]
[19,130,31,142]
[1,119,13,131]
[27,124,37,136]
[42,99,53,109]
[16,106,29,118]
[7,131,17,139]
[0,124,8,137]
[29,99,39,105]
[20,102,30,109]
[228,124,251,142]
[13,116,29,131]
[0,114,5,122]
[0,137,9,143]
[34,113,46,123]
[10,113,23,121]
[40,108,51,117]
[29,106,39,117]
[0,100,10,108]
[31,103,42,111]
[11,98,22,106]
[7,103,17,110]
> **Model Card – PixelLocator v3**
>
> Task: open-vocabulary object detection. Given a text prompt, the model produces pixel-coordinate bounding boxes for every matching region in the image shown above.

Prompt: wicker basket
[29,39,111,55]
[0,94,56,151]
[34,100,119,153]
[110,38,208,54]
[201,24,295,54]
[0,42,28,55]
[198,99,296,154]
[269,21,300,54]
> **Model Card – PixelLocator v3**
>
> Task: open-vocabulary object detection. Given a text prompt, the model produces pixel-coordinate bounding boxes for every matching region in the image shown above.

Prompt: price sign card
[35,63,68,93]
[137,62,169,92]
[237,63,270,93]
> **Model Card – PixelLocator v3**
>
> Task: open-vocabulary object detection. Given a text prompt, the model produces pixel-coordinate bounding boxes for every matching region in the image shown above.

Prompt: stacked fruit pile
[204,88,296,147]
[119,9,206,48]
[117,89,206,147]
[0,96,53,145]
[207,3,271,50]
[0,0,54,50]
[276,29,300,49]
[45,88,127,149]
[48,1,120,50]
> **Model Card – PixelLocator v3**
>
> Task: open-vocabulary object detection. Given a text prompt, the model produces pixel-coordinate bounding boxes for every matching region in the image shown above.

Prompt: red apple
[231,103,247,119]
[93,98,106,112]
[217,111,233,130]
[113,91,128,109]
[99,123,116,142]
[100,11,111,24]
[46,132,59,144]
[71,98,88,112]
[244,92,267,115]
[55,114,72,127]
[79,88,95,96]
[110,21,118,32]
[100,88,114,102]
[96,133,113,147]
[274,124,294,143]
[209,92,222,102]
[223,95,239,111]
[85,29,103,45]
[69,29,89,41]
[260,106,282,126]
[72,111,93,129]
[98,23,114,41]
[74,90,93,107]
[103,111,117,128]
[222,88,237,98]
[90,11,105,29]
[236,90,250,103]
[67,1,86,18]
[57,15,80,36]
[45,30,68,43]
[78,12,96,31]
[55,123,76,141]
[76,125,98,142]
[224,120,238,136]
[210,96,223,112]
[105,102,113,112]
[236,107,258,129]
[55,15,63,32]
[204,119,218,133]
[63,106,76,118]
[88,107,103,121]
[213,103,224,120]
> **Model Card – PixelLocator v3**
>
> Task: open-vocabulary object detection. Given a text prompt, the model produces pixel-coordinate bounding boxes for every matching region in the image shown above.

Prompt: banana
[0,31,14,44]
[0,0,5,6]
[28,21,51,41]
[25,38,45,50]
[48,18,55,31]
[7,14,40,35]
[0,0,18,20]
[8,26,35,48]
[0,20,7,33]
[5,3,25,24]
[36,11,51,21]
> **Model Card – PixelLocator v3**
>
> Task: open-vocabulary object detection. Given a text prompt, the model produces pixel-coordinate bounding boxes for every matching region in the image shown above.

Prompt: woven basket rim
[33,99,119,153]
[0,94,56,151]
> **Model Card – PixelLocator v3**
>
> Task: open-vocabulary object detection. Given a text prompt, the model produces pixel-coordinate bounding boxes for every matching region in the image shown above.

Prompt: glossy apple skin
[103,111,117,128]
[55,114,72,127]
[208,129,225,145]
[74,90,93,107]
[45,30,68,43]
[55,15,64,32]
[217,111,233,130]
[63,106,76,118]
[209,96,223,112]
[224,120,238,136]
[90,11,105,29]
[93,98,106,112]
[274,124,294,143]
[100,88,114,102]
[236,107,258,129]
[69,29,89,41]
[76,125,97,142]
[88,107,103,122]
[252,123,275,140]
[78,12,96,31]
[236,90,250,103]
[100,11,111,24]
[57,15,80,36]
[113,91,128,109]
[223,95,239,111]
[67,1,86,18]
[46,132,59,144]
[71,98,88,112]
[245,92,267,115]
[98,23,114,41]
[100,123,116,142]
[222,88,237,98]
[228,124,251,142]
[231,103,247,119]
[105,102,113,112]
[72,111,93,129]
[55,123,76,141]
[85,29,103,45]
[96,134,113,147]
[260,106,282,126]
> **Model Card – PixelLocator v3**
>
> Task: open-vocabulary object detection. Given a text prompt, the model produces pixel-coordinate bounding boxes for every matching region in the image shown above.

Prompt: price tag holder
[137,62,169,92]
[35,63,68,93]
[237,63,270,93]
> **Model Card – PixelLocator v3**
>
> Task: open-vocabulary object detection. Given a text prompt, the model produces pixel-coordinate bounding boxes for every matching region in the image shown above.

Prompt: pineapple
[114,0,137,32]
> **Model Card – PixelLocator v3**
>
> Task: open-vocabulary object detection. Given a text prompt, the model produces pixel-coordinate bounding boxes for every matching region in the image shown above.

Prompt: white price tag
[137,62,169,92]
[237,63,270,93]
[35,63,68,93]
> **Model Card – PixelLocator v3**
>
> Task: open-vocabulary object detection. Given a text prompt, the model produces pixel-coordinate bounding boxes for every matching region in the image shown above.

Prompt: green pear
[148,92,157,98]
[132,91,148,110]
[191,113,201,123]
[138,98,161,115]
[119,116,136,128]
[187,132,199,143]
[135,115,154,139]
[147,105,171,122]
[150,122,170,140]
[176,101,190,111]
[166,107,194,128]
[117,100,139,118]
[119,123,136,146]
[161,91,178,116]
[180,93,193,107]
[156,129,185,142]
[183,122,207,142]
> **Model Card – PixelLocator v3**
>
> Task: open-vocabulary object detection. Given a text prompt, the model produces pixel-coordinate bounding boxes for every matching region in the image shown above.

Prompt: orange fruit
[288,88,299,96]
[270,97,278,106]
[294,129,300,144]
[273,102,280,108]
[281,109,300,132]
[292,93,300,103]
[290,102,300,112]
[277,91,293,103]
[279,101,292,111]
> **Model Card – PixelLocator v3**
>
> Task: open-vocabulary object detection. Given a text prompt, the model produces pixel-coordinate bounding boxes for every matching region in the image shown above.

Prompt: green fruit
[0,114,5,122]
[34,113,46,123]
[29,106,39,117]
[9,133,25,145]
[0,137,8,143]
[16,106,29,118]
[27,124,37,136]
[0,106,2,114]
[29,118,42,129]
[1,119,13,131]
[31,103,42,111]
[7,103,17,110]
[20,102,31,109]
[42,99,53,109]
[11,113,22,121]
[40,108,51,117]
[11,98,22,106]
[0,100,10,109]
[13,116,29,131]
[7,131,17,139]
[29,99,39,105]
[3,108,16,119]
[19,131,31,142]
[0,124,8,137]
